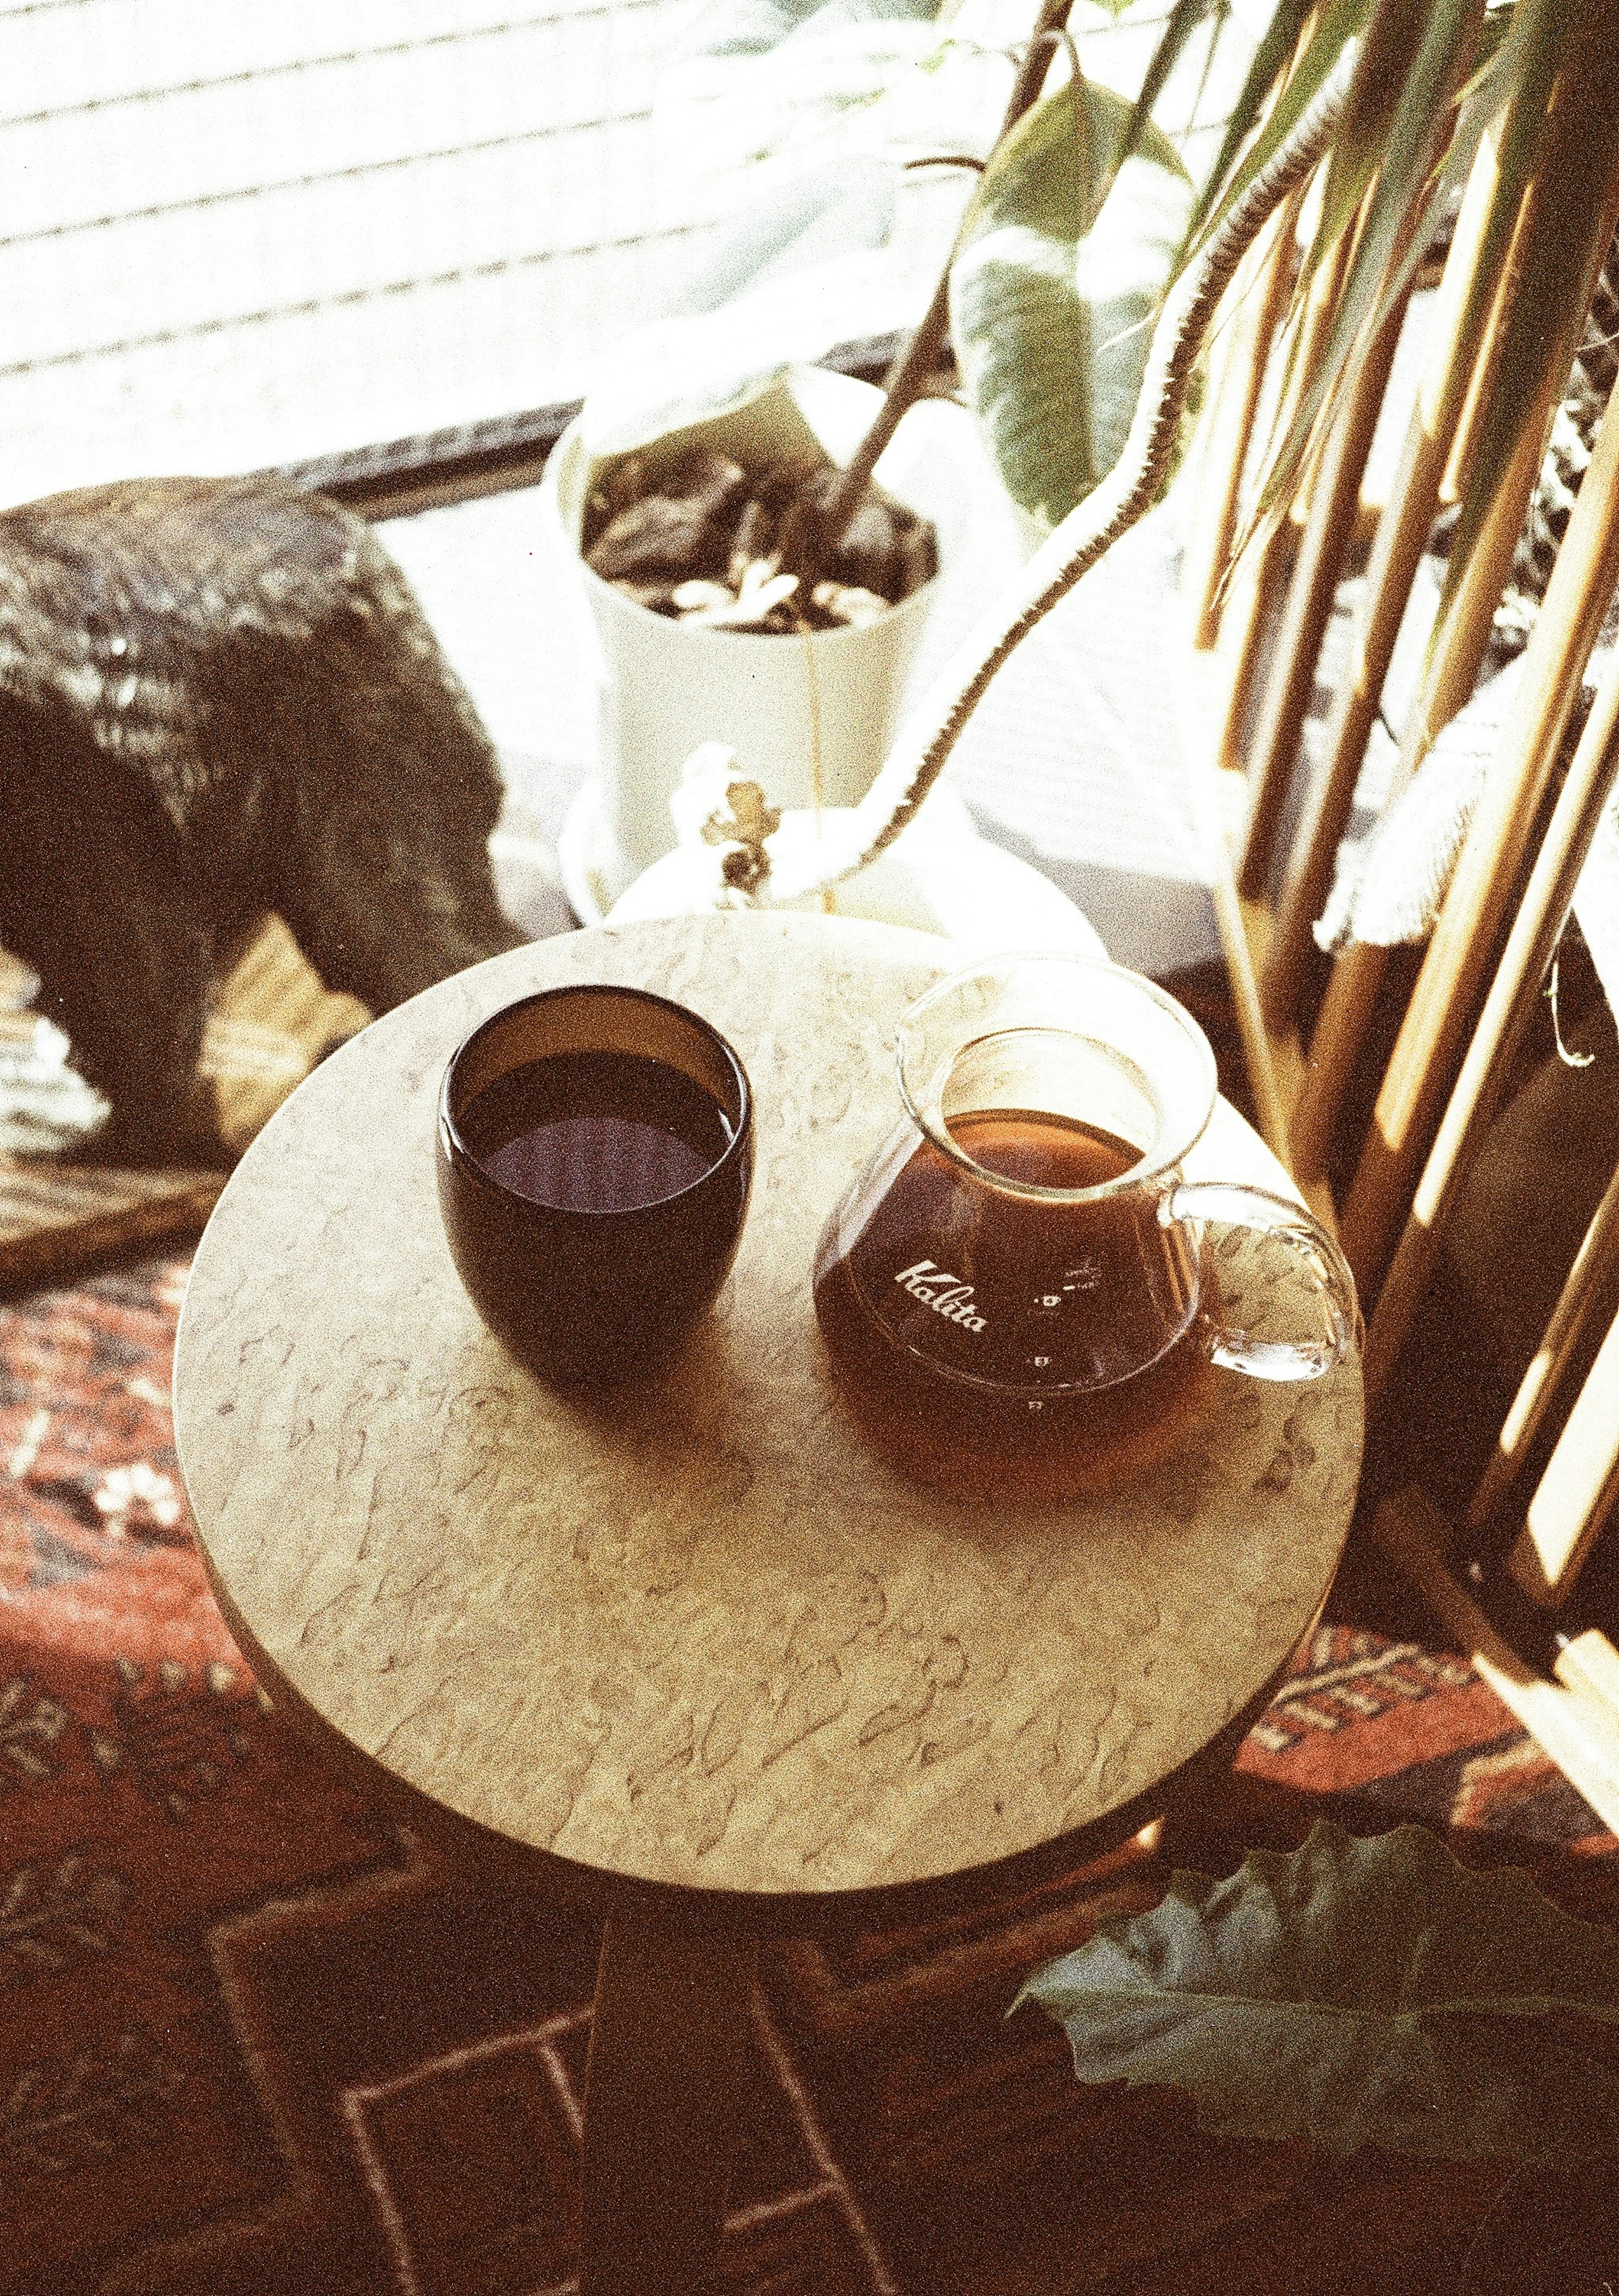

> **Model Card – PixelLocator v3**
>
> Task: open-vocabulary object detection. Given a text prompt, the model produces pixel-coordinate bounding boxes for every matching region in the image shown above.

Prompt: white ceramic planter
[544,366,955,916]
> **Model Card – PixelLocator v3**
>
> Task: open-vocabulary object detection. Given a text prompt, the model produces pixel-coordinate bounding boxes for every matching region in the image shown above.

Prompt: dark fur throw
[0,473,523,1160]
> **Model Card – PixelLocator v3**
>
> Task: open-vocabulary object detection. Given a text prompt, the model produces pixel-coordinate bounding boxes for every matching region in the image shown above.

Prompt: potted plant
[545,0,1203,921]
[542,357,969,916]
[585,0,1619,932]
[1017,1820,1619,2293]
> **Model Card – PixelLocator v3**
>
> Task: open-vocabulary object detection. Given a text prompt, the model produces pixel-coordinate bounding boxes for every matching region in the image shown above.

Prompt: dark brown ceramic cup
[437,985,753,1388]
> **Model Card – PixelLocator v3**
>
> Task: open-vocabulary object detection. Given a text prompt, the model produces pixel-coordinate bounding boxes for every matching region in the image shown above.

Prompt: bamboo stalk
[1287,938,1388,1187]
[1199,196,1358,776]
[1374,1487,1619,1833]
[1181,696,1304,1175]
[1257,129,1508,1035]
[1364,614,1619,1402]
[1467,1165,1619,1533]
[1554,1630,1619,1732]
[1404,0,1619,775]
[1210,885,1337,1221]
[1216,524,1302,791]
[1237,283,1413,897]
[1388,245,1561,777]
[1183,0,1345,657]
[1184,191,1307,650]
[1340,172,1619,1291]
[1510,1299,1619,1606]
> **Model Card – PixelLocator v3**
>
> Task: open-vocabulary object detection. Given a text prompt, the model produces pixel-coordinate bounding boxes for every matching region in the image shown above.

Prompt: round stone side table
[173,913,1362,2294]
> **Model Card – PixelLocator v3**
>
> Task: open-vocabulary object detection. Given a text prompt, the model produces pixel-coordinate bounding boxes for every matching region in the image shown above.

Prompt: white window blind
[1,0,752,502]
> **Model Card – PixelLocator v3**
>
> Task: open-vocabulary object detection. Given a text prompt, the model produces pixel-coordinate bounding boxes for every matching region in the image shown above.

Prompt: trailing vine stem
[765,43,1359,907]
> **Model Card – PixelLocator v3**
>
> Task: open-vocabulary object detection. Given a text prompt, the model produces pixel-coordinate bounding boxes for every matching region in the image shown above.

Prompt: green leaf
[1185,0,1319,240]
[1016,1822,1619,2162]
[1423,0,1619,713]
[1236,0,1486,549]
[1307,0,1473,280]
[949,76,1193,526]
[1183,0,1369,257]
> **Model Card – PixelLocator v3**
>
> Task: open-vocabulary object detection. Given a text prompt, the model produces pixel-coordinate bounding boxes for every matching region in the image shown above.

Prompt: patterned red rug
[3,1257,1615,2296]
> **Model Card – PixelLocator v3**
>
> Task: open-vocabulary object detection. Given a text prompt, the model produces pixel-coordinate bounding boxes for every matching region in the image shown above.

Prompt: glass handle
[1165,1180,1362,1381]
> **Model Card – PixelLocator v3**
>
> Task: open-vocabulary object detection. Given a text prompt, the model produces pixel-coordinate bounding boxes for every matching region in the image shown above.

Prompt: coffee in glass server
[813,956,1358,1498]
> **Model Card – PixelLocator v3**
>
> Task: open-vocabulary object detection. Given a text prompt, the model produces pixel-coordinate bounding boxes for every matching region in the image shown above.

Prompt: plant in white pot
[546,0,1203,929]
[543,354,967,918]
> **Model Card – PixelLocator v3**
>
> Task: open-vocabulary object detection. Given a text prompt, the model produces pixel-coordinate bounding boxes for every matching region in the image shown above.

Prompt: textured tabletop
[174,913,1361,1904]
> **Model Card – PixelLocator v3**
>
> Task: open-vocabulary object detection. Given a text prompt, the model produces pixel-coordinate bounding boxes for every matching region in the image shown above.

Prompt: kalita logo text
[893,1260,987,1332]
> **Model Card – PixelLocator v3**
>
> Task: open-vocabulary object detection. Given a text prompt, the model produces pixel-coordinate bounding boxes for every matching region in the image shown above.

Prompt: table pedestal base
[577,1918,759,2296]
